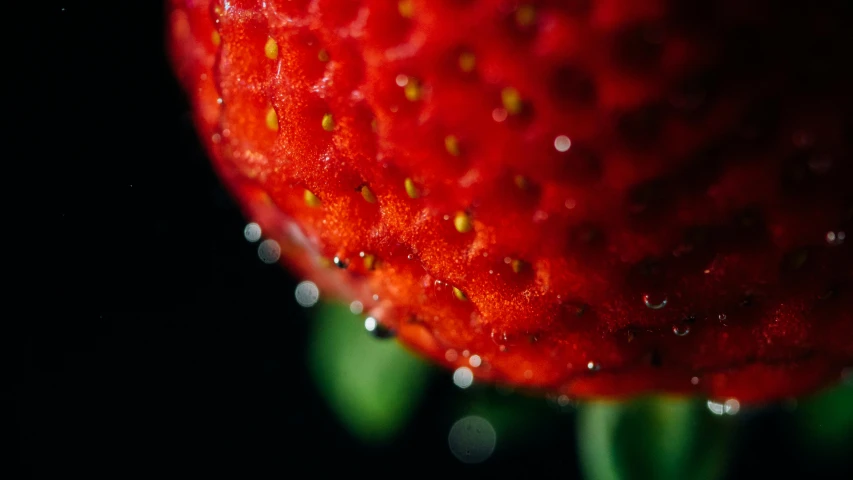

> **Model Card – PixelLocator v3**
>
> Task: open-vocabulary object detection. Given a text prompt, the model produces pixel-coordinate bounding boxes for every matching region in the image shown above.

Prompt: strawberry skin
[168,0,853,403]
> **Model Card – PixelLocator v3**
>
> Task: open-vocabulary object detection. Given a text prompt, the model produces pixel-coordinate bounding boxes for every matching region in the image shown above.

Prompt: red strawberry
[168,0,852,403]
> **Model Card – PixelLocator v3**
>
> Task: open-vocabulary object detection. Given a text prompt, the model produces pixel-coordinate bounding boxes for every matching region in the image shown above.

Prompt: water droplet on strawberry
[333,256,348,268]
[364,316,395,338]
[643,293,668,309]
[587,361,600,371]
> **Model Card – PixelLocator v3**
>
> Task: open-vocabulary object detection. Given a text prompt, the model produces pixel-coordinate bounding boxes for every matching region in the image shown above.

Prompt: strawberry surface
[168,0,852,403]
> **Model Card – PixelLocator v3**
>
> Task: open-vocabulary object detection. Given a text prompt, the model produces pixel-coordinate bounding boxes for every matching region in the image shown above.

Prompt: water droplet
[672,323,691,336]
[395,74,409,87]
[491,108,508,122]
[643,294,668,309]
[349,301,363,314]
[372,294,380,301]
[826,231,846,246]
[333,256,348,268]
[243,222,262,242]
[257,239,281,264]
[691,376,700,385]
[364,316,394,338]
[524,369,533,379]
[445,349,459,362]
[587,361,600,371]
[453,366,474,389]
[724,399,740,415]
[407,253,414,260]
[469,355,482,368]
[718,313,727,322]
[294,281,320,307]
[707,400,725,415]
[707,399,740,415]
[448,416,496,464]
[554,135,572,152]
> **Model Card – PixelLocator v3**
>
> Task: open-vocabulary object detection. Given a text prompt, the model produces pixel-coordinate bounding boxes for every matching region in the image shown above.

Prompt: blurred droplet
[448,416,497,464]
[243,222,261,242]
[453,366,474,389]
[643,294,668,310]
[707,399,739,415]
[349,301,364,314]
[672,323,691,336]
[826,231,846,246]
[294,281,320,307]
[469,354,482,367]
[724,399,740,415]
[554,135,572,152]
[587,361,600,371]
[707,400,725,415]
[257,239,281,264]
[364,316,395,339]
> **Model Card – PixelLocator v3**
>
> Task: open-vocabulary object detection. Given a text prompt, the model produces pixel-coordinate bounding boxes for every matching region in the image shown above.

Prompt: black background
[12,2,852,479]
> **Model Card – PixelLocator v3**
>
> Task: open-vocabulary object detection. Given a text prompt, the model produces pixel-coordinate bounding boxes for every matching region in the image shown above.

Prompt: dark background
[12,2,851,479]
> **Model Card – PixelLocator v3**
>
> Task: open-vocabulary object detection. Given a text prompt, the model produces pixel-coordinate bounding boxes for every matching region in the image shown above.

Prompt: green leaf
[577,396,733,480]
[797,381,853,455]
[307,301,432,444]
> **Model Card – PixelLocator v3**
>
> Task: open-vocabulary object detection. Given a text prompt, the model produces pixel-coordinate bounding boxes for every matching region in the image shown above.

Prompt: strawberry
[168,0,852,403]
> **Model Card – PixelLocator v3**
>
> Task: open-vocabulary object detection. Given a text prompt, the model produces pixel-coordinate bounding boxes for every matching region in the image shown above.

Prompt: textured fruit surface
[168,0,853,403]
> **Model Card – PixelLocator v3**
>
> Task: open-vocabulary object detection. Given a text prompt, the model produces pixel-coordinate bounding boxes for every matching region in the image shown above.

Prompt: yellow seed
[511,259,526,273]
[452,287,468,301]
[444,135,460,156]
[404,178,420,198]
[211,30,221,46]
[370,119,378,132]
[404,79,422,101]
[318,49,330,62]
[265,107,279,131]
[304,189,321,207]
[363,254,376,271]
[454,211,473,233]
[515,4,536,27]
[514,175,528,189]
[321,113,335,131]
[264,37,279,59]
[398,0,414,18]
[458,52,476,73]
[501,87,523,115]
[318,256,333,268]
[360,185,377,203]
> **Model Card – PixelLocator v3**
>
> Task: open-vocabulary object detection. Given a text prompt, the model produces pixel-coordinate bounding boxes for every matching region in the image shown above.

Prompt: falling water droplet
[294,281,320,307]
[243,222,262,242]
[672,323,691,336]
[448,416,496,464]
[453,367,474,389]
[587,361,600,371]
[643,294,668,309]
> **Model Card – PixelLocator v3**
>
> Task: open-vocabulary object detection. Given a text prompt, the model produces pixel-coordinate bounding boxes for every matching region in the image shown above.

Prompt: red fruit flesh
[169,0,853,403]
